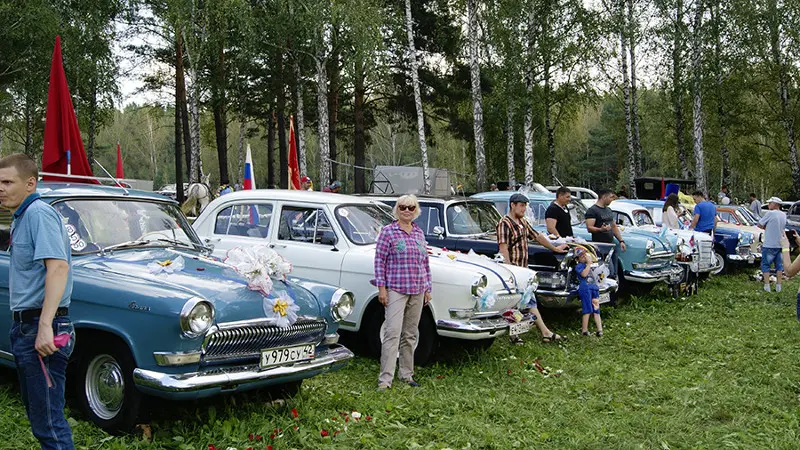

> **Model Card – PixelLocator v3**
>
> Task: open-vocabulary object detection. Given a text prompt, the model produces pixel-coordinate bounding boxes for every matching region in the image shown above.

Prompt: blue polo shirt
[9,194,72,312]
[693,201,717,233]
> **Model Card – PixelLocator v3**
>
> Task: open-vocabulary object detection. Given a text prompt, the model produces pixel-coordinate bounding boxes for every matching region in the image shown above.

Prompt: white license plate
[599,292,611,304]
[509,321,532,337]
[260,344,315,369]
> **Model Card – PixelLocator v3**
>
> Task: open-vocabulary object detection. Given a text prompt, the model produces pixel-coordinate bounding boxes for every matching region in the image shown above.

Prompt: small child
[575,248,603,337]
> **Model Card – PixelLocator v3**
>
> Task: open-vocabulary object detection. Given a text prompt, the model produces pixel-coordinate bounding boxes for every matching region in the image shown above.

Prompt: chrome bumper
[537,285,617,308]
[624,265,684,284]
[436,317,512,340]
[729,254,756,263]
[133,345,353,394]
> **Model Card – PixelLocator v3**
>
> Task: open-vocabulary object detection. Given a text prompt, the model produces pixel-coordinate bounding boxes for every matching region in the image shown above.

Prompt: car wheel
[710,252,726,276]
[361,301,438,366]
[74,340,142,434]
[413,309,437,366]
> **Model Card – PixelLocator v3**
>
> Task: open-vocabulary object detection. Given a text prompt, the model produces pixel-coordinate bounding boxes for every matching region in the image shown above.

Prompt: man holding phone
[758,197,788,293]
[0,154,75,449]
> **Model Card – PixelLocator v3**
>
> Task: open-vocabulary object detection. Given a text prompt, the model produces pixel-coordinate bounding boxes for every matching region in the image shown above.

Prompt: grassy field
[1,273,799,449]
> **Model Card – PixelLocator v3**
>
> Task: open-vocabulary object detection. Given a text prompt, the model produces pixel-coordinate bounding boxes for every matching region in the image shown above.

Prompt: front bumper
[436,316,515,340]
[728,254,756,264]
[133,345,353,399]
[624,264,684,284]
[536,284,617,308]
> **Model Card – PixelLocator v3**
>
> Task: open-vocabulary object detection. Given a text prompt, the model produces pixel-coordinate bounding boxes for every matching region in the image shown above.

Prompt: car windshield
[633,210,654,226]
[446,202,502,235]
[53,199,200,254]
[335,204,394,245]
[735,208,756,226]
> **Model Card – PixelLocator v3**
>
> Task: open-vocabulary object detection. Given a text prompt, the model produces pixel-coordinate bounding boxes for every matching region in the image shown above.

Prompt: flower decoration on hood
[477,287,497,311]
[147,256,185,274]
[519,284,536,309]
[224,246,293,296]
[263,290,300,327]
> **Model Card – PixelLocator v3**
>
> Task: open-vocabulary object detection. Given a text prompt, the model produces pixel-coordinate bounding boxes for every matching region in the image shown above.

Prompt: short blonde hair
[393,194,421,220]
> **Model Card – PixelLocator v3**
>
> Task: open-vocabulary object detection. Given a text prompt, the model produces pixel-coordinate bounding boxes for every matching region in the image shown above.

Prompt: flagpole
[66,150,71,175]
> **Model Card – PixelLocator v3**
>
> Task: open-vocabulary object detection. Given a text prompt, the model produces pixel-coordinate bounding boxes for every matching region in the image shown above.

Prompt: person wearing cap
[496,192,568,344]
[300,176,313,191]
[323,180,342,193]
[758,197,788,292]
[575,247,603,337]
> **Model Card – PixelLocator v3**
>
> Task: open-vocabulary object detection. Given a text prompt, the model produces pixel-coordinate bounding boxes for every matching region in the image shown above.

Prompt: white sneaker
[776,284,782,293]
[764,284,771,293]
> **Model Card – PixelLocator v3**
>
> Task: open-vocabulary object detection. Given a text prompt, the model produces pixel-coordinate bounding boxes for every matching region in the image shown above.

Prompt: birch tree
[506,102,515,186]
[627,0,643,176]
[691,0,706,194]
[468,0,486,192]
[620,0,637,197]
[404,0,431,193]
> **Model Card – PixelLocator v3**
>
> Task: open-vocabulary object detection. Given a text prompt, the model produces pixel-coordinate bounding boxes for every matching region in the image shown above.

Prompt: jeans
[761,247,784,273]
[10,316,76,450]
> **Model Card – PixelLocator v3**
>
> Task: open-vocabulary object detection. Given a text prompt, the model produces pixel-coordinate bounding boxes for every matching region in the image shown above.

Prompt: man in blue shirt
[0,154,74,449]
[758,197,788,293]
[690,191,718,234]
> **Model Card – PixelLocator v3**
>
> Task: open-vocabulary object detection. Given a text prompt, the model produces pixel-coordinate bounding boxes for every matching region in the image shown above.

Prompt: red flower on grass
[321,430,330,437]
[366,416,373,421]
[291,408,299,418]
[436,375,444,379]
[208,445,217,450]
[267,446,274,450]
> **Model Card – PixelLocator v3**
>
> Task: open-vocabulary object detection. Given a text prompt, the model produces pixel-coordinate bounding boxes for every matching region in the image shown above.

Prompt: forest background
[1,0,799,202]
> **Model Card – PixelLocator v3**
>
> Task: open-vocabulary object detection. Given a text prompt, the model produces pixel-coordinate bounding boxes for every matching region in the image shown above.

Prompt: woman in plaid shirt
[374,194,432,390]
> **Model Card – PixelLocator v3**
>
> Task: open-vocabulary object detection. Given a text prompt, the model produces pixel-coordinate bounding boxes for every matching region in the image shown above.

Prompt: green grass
[2,273,800,449]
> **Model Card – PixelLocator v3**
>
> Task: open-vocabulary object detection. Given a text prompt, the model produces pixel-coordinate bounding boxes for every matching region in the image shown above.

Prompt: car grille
[202,318,327,362]
[697,241,715,265]
[737,245,751,257]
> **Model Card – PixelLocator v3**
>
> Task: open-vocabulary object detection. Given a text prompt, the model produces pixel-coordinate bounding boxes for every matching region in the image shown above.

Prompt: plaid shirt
[496,215,538,267]
[374,221,432,295]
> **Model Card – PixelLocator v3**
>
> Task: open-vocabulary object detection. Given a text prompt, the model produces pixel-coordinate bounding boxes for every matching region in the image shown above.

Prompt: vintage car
[0,183,355,433]
[365,195,617,309]
[191,190,540,365]
[716,206,764,257]
[474,191,684,295]
[545,186,598,209]
[611,200,720,278]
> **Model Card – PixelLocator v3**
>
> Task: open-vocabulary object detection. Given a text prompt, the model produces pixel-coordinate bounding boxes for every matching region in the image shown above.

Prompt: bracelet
[783,248,790,253]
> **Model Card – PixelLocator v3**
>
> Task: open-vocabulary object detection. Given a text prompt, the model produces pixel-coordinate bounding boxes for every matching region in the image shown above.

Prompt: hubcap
[711,253,725,276]
[85,354,125,420]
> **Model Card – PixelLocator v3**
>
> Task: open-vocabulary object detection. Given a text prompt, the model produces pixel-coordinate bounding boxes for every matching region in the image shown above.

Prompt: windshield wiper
[100,239,150,254]
[150,237,195,248]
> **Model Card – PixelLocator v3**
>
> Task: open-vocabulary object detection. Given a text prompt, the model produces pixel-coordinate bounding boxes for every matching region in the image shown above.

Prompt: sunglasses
[398,205,416,212]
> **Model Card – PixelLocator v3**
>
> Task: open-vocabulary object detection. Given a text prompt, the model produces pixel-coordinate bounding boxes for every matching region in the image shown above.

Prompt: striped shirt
[374,221,432,295]
[496,215,538,267]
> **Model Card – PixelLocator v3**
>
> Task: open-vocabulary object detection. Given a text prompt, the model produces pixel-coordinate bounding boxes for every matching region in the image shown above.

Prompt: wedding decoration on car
[224,245,293,296]
[147,256,185,274]
[263,290,301,328]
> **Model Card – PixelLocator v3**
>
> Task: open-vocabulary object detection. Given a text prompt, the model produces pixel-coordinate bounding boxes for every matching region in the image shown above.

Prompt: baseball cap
[330,180,342,189]
[574,247,586,257]
[509,193,529,204]
[300,176,311,183]
[767,196,783,204]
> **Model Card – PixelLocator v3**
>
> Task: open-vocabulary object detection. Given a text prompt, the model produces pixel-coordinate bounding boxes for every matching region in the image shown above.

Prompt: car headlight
[560,249,575,270]
[331,289,355,322]
[738,232,743,243]
[646,239,655,255]
[471,274,488,297]
[527,272,539,292]
[180,297,215,338]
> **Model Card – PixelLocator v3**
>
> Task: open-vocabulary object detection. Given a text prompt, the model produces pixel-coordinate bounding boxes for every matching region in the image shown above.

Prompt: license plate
[260,344,315,369]
[509,321,531,337]
[599,292,611,304]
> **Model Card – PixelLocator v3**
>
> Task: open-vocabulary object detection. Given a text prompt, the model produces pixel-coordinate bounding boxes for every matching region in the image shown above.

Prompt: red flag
[42,36,98,183]
[288,116,301,190]
[660,177,666,199]
[115,141,125,179]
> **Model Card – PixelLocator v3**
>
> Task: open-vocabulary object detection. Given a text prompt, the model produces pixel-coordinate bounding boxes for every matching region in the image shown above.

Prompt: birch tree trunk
[523,92,534,186]
[544,67,556,184]
[405,0,431,194]
[620,9,637,197]
[354,58,367,193]
[767,0,800,197]
[628,0,643,177]
[468,0,486,191]
[672,0,689,179]
[294,60,307,176]
[691,0,706,194]
[506,101,515,187]
[237,118,245,186]
[315,55,331,187]
[183,26,202,183]
[24,97,33,158]
[710,3,729,188]
[87,85,96,170]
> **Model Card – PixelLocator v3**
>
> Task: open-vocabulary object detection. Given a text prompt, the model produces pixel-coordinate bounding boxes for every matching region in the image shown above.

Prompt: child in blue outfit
[575,248,603,337]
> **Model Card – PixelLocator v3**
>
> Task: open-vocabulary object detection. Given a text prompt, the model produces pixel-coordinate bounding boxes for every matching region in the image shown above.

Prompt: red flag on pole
[115,141,125,178]
[41,36,98,183]
[660,177,666,199]
[288,116,301,190]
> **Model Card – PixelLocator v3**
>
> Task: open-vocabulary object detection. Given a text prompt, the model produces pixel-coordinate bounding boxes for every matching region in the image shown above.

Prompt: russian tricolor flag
[243,144,256,190]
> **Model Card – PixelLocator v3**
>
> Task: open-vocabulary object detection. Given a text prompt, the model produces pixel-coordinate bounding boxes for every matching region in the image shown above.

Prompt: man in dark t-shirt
[585,189,627,252]
[546,186,574,237]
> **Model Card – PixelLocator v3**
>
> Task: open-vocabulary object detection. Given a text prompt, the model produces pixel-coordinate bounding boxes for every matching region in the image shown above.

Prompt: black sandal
[595,331,603,337]
[510,336,525,345]
[581,331,590,336]
[542,333,565,343]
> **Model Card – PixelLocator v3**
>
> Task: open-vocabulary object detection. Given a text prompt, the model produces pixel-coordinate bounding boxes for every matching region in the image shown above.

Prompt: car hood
[72,248,322,322]
[615,227,674,252]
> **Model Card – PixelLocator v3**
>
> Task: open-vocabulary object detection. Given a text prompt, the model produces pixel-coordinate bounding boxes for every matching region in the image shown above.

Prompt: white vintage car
[192,190,539,364]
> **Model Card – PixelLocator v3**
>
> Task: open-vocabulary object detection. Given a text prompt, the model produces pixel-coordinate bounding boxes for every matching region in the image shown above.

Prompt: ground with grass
[0,273,798,449]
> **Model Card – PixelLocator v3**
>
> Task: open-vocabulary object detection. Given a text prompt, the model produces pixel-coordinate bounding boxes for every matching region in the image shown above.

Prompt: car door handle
[204,237,222,244]
[270,244,287,249]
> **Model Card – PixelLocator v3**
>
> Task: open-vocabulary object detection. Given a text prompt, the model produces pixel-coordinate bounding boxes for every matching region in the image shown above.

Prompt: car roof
[363,194,494,205]
[473,191,556,200]
[611,200,650,213]
[624,199,664,208]
[37,182,176,203]
[214,189,379,205]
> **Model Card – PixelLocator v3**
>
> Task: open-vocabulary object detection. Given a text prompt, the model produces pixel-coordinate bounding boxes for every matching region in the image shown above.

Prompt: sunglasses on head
[398,205,416,212]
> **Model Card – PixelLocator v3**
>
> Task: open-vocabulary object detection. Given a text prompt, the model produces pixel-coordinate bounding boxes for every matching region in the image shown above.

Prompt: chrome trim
[0,350,14,361]
[214,315,316,331]
[646,250,675,261]
[154,351,202,367]
[436,317,511,335]
[133,345,354,393]
[201,318,327,362]
[330,289,354,322]
[624,265,684,284]
[322,333,339,346]
[180,297,215,339]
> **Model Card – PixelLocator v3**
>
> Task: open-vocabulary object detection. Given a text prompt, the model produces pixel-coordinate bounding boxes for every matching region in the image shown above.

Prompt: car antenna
[554,175,565,187]
[93,159,129,195]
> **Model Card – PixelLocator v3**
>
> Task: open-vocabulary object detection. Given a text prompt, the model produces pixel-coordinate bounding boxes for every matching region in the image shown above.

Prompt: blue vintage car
[366,195,618,308]
[0,183,354,433]
[474,191,684,295]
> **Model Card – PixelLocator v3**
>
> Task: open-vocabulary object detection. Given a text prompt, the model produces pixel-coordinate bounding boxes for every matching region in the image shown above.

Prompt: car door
[198,201,275,259]
[271,204,345,287]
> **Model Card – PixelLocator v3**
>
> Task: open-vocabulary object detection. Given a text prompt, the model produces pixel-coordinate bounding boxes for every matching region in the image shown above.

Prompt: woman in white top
[662,193,681,229]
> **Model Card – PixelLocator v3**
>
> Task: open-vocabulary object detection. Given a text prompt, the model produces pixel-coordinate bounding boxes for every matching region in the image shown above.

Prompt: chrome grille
[698,241,714,263]
[202,319,326,362]
[737,245,751,257]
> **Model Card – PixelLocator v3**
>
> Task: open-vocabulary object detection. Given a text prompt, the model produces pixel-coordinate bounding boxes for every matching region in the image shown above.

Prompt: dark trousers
[10,316,76,450]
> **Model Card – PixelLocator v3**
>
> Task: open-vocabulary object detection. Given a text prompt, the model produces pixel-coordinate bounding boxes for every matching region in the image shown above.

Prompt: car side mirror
[319,234,338,246]
[567,203,576,210]
[432,225,444,237]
